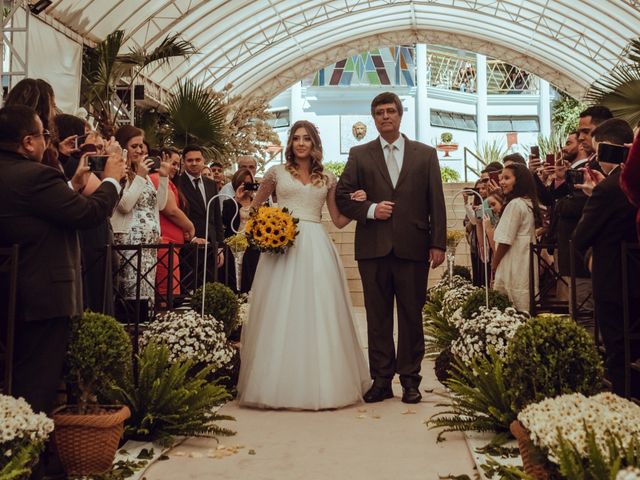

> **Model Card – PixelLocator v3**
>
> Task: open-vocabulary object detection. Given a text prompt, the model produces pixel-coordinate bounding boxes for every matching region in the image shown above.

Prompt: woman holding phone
[111,125,170,305]
[492,163,541,312]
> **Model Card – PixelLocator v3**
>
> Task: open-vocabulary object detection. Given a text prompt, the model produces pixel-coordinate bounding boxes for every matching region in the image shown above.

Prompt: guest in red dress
[150,148,195,298]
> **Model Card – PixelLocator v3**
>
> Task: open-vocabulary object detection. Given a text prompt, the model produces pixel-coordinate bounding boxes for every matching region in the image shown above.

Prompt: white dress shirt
[366,135,405,220]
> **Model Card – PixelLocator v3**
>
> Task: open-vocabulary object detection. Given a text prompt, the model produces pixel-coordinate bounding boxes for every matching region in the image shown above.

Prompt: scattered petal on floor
[188,452,204,458]
[357,408,367,413]
[356,414,367,419]
[248,449,256,455]
[401,409,417,415]
[173,451,186,457]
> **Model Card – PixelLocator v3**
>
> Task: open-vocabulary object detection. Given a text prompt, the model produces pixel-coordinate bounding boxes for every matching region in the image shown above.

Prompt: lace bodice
[252,165,337,222]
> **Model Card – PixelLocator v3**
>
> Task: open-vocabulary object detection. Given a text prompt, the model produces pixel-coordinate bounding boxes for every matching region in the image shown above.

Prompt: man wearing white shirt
[336,92,446,405]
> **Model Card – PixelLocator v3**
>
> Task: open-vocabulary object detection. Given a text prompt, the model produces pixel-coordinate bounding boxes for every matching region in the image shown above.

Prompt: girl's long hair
[502,163,542,227]
[284,120,327,187]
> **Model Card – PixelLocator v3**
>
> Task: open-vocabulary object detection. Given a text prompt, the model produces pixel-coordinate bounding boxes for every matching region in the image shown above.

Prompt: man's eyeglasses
[29,129,51,141]
[374,107,398,117]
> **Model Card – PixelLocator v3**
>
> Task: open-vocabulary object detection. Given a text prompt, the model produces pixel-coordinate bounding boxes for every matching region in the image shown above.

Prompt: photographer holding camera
[0,105,125,416]
[221,168,261,293]
[573,118,638,396]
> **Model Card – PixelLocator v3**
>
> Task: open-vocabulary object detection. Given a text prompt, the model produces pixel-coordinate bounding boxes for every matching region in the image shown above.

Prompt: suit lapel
[368,140,394,190]
[395,136,414,190]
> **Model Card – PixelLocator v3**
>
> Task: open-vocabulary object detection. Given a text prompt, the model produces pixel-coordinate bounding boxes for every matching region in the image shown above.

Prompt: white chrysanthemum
[617,467,640,480]
[141,310,234,369]
[0,394,53,445]
[450,306,527,365]
[519,393,640,465]
[440,284,478,321]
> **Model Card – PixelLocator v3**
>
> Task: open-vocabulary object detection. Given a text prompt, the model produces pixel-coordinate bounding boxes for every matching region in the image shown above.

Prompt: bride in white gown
[237,120,371,410]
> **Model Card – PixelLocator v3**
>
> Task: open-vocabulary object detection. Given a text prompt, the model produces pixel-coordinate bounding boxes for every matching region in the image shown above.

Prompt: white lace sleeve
[325,171,337,190]
[251,165,278,208]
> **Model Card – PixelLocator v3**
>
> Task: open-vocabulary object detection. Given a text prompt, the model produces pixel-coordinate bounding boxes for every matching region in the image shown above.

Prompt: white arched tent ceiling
[45,0,640,100]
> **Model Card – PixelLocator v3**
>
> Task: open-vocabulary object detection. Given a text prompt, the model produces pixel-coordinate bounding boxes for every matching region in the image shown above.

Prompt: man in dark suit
[0,105,124,414]
[174,145,224,291]
[336,92,446,404]
[573,118,638,397]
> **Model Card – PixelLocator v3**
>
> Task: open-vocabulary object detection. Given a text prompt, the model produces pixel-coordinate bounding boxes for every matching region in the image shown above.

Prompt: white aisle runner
[144,308,476,480]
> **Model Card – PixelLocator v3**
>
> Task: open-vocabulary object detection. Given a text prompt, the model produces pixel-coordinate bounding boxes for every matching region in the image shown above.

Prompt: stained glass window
[309,46,415,87]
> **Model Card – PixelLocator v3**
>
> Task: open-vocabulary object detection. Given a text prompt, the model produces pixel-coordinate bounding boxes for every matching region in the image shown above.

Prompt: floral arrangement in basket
[0,395,54,479]
[519,393,640,464]
[516,393,640,478]
[451,306,527,365]
[141,310,235,371]
[237,293,250,327]
[245,206,299,254]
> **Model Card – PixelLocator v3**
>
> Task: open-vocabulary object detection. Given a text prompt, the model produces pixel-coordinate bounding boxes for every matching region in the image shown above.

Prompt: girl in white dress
[491,163,541,312]
[237,120,371,410]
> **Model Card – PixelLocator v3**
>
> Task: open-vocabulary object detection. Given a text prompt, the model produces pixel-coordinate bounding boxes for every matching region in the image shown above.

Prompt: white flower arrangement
[518,392,640,464]
[428,275,472,301]
[141,310,235,370]
[617,467,640,480]
[440,283,478,321]
[451,306,527,365]
[1,394,53,473]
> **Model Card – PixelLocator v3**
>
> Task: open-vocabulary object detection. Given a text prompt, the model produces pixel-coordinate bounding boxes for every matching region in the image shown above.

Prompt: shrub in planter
[190,282,240,337]
[106,342,235,447]
[440,265,472,282]
[66,312,132,412]
[504,314,604,411]
[459,288,512,322]
[54,311,132,476]
[0,395,54,480]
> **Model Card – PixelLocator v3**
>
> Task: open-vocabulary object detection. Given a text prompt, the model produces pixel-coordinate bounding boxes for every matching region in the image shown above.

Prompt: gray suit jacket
[336,135,446,261]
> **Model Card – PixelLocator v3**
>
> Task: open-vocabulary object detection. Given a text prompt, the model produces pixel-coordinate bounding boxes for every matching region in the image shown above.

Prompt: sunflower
[246,206,299,254]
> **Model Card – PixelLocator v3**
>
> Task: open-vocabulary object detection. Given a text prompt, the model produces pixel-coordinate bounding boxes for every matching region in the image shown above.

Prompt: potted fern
[107,342,235,447]
[53,311,132,476]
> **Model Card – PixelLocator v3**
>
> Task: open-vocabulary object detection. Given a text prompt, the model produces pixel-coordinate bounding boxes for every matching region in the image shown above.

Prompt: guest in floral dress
[111,126,169,305]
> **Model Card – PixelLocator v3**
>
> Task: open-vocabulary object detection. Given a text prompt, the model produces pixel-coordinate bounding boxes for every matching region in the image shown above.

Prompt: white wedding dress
[237,165,371,410]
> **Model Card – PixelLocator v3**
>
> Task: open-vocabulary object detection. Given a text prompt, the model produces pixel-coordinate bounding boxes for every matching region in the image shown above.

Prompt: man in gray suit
[336,92,446,404]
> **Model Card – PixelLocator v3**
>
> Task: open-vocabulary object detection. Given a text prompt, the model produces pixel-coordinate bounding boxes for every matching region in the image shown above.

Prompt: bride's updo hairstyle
[284,120,328,187]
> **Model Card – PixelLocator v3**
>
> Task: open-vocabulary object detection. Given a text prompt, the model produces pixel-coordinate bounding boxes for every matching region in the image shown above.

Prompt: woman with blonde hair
[237,120,371,410]
[111,125,169,304]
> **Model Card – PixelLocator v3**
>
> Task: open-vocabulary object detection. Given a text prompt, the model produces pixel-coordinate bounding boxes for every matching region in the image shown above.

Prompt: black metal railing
[0,245,19,395]
[529,243,570,316]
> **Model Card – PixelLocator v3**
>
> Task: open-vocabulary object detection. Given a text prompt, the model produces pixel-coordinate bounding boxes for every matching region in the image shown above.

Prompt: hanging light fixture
[28,0,52,15]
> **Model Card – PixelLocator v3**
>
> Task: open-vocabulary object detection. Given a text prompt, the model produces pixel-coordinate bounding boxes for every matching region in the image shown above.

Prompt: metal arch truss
[43,0,640,100]
[1,0,29,98]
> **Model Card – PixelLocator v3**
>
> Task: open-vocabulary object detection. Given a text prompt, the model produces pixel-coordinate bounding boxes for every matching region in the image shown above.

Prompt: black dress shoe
[401,386,422,404]
[363,385,394,403]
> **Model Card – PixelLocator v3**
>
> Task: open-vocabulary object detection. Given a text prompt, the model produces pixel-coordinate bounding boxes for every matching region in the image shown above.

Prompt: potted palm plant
[436,132,459,157]
[52,312,132,476]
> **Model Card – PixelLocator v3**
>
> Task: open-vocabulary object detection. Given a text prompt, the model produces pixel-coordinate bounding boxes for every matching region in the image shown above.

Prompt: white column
[290,81,304,123]
[538,78,551,136]
[476,53,488,151]
[415,43,430,144]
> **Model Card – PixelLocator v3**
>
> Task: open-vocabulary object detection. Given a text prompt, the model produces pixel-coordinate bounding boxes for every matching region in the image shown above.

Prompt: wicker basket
[53,405,130,476]
[510,420,550,480]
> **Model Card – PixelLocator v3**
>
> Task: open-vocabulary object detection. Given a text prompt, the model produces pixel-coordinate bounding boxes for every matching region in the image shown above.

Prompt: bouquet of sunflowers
[245,206,299,254]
